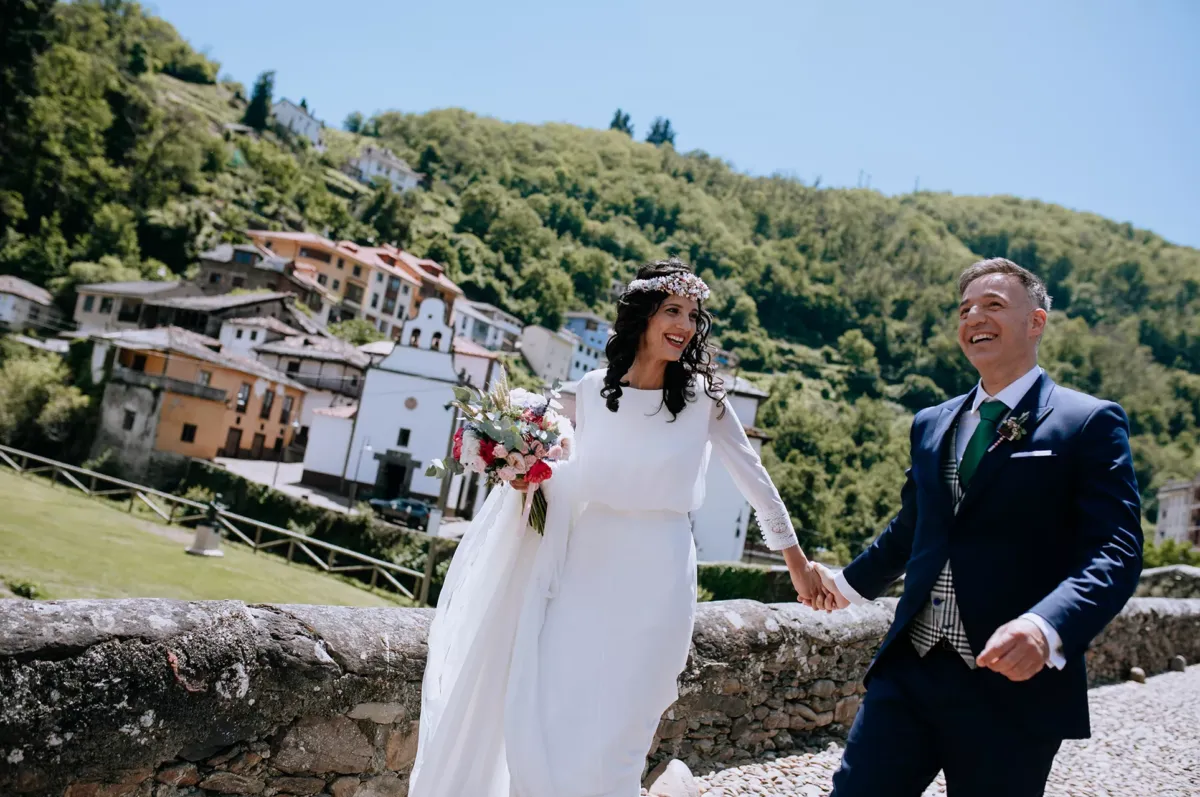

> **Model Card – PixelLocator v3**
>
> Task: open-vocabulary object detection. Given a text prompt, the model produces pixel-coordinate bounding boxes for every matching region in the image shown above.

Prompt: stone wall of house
[2,597,1198,797]
[1135,564,1200,599]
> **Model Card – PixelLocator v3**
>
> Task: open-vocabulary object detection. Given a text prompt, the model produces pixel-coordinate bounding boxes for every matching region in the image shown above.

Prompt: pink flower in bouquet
[548,444,563,460]
[526,460,553,484]
[560,437,572,455]
[507,452,528,474]
[524,454,538,470]
[492,444,508,460]
[497,465,517,482]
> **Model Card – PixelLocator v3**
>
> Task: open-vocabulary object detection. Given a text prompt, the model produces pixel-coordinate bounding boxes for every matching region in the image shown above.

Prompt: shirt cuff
[834,570,870,606]
[1020,612,1066,669]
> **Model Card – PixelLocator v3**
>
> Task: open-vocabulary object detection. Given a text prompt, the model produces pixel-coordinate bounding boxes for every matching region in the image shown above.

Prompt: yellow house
[244,230,464,338]
[89,327,308,479]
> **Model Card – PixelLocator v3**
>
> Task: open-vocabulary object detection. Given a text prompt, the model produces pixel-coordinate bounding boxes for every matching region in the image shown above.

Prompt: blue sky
[147,0,1199,248]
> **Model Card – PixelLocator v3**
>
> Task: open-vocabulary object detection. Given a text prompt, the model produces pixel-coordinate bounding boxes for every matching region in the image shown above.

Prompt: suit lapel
[955,373,1056,519]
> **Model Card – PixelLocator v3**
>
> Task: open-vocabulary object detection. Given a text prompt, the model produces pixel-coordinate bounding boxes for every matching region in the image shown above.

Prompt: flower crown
[625,272,711,302]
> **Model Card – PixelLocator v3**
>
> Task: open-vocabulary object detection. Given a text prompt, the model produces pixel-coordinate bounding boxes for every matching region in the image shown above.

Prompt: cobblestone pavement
[685,665,1199,797]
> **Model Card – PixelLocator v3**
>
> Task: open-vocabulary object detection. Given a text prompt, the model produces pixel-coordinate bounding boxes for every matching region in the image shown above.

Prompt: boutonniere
[988,411,1031,453]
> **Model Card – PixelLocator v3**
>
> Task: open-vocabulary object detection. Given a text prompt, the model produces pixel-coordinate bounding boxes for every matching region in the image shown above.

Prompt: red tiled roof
[452,336,500,360]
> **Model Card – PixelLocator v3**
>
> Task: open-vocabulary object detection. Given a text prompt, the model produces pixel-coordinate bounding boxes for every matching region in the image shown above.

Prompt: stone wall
[2,597,1199,797]
[1135,564,1200,599]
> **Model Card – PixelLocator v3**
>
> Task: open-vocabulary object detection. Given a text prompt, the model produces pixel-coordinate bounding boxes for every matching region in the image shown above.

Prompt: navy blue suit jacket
[843,372,1143,739]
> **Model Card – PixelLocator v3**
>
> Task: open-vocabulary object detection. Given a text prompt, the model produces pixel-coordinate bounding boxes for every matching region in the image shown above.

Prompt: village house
[271,98,324,151]
[73,281,200,334]
[1155,480,1200,549]
[138,291,295,339]
[87,327,306,483]
[346,145,422,193]
[454,300,523,351]
[0,275,63,335]
[194,243,337,324]
[300,298,490,522]
[254,333,370,439]
[562,310,611,381]
[519,325,577,384]
[217,316,302,359]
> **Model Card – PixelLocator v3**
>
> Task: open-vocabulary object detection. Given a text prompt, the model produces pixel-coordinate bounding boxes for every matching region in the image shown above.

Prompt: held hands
[976,618,1050,682]
[813,563,851,611]
[791,561,841,611]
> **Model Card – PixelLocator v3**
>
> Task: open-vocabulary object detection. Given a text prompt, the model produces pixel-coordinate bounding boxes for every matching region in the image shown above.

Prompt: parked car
[368,496,433,530]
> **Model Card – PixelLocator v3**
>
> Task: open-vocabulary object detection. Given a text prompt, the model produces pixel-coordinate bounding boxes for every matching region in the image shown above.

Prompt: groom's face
[957,273,1046,374]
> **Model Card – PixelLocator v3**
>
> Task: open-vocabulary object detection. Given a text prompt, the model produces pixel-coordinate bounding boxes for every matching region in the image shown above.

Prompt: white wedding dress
[409,370,799,797]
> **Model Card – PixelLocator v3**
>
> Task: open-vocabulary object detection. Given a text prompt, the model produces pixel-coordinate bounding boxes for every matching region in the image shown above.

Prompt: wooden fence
[0,444,442,605]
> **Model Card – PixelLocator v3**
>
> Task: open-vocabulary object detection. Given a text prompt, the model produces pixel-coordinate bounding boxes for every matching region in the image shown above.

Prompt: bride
[409,259,833,797]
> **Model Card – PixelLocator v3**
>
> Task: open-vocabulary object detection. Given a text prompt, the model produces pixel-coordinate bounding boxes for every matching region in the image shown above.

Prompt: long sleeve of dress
[709,397,799,551]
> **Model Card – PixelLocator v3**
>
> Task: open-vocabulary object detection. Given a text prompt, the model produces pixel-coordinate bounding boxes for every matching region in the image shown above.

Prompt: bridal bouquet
[426,375,569,534]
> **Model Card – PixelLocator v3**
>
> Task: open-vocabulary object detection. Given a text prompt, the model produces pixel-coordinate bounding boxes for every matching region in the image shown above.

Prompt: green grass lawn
[0,469,406,607]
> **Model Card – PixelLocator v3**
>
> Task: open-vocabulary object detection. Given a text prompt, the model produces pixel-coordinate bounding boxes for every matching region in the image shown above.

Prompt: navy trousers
[831,639,1062,797]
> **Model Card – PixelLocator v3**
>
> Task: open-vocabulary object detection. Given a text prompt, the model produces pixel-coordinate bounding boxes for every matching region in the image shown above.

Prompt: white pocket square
[1011,450,1055,458]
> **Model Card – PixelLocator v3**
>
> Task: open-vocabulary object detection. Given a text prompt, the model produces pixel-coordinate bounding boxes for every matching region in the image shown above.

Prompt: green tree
[128,41,148,75]
[329,318,386,346]
[242,70,275,131]
[609,108,633,137]
[0,345,91,454]
[563,248,614,307]
[344,112,364,133]
[646,117,676,146]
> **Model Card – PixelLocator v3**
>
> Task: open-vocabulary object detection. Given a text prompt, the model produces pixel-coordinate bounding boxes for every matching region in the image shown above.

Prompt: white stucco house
[0,276,63,334]
[272,99,324,151]
[347,146,422,193]
[1155,479,1200,548]
[73,281,200,334]
[254,334,370,438]
[454,300,523,351]
[562,311,610,381]
[520,325,576,384]
[300,298,490,523]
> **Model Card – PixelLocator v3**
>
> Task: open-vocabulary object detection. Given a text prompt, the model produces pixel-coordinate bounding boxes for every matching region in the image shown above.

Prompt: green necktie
[959,400,1008,488]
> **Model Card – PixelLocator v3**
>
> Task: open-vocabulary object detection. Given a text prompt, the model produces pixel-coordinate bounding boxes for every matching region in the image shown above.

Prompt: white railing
[0,444,444,604]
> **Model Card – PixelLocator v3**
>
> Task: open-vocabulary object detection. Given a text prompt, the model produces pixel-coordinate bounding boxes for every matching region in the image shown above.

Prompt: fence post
[254,527,262,551]
[419,538,438,606]
[286,539,295,564]
[370,567,379,589]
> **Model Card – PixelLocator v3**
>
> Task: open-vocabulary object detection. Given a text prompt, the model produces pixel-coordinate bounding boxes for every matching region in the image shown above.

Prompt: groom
[817,258,1143,797]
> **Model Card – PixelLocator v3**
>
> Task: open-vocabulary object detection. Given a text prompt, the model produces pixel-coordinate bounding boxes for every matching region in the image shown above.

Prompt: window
[181,424,197,443]
[345,283,364,304]
[286,360,300,374]
[397,428,411,447]
[379,321,390,335]
[431,331,443,350]
[231,276,245,289]
[99,297,114,314]
[388,277,400,290]
[131,354,147,372]
[260,389,275,420]
[401,285,410,296]
[336,257,345,269]
[273,437,283,454]
[377,273,384,284]
[333,279,341,291]
[29,307,40,320]
[235,329,244,339]
[409,329,421,347]
[280,395,294,425]
[250,330,258,341]
[263,241,272,250]
[199,370,212,386]
[352,265,362,278]
[122,410,136,431]
[208,273,222,284]
[317,274,328,286]
[233,250,256,265]
[300,247,333,263]
[83,295,95,312]
[370,294,379,309]
[236,383,250,413]
[383,297,396,314]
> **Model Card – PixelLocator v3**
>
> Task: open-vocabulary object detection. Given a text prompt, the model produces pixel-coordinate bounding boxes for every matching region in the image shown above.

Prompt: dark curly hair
[601,258,724,419]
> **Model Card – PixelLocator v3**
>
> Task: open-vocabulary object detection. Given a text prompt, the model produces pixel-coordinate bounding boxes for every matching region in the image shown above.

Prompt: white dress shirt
[834,364,1067,669]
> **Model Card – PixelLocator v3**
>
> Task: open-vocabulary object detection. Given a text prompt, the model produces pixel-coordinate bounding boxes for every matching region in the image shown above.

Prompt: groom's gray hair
[959,258,1053,313]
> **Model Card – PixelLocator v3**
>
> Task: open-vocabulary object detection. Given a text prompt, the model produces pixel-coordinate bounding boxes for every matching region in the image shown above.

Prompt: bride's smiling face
[640,296,699,362]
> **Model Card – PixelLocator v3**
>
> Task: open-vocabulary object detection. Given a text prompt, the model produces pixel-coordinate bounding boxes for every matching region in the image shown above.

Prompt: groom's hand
[976,618,1049,682]
[813,563,851,611]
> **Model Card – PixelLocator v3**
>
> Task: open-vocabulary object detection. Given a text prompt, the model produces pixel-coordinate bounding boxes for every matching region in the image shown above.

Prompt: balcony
[291,372,363,398]
[112,366,227,403]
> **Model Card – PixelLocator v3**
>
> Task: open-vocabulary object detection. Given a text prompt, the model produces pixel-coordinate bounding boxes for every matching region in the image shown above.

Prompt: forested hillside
[4,0,1200,559]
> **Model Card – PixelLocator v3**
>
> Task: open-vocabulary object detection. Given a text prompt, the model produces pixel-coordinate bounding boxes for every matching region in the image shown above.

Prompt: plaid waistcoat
[908,419,978,667]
